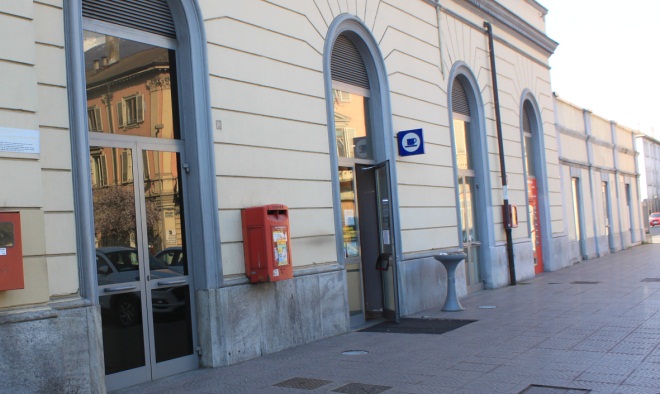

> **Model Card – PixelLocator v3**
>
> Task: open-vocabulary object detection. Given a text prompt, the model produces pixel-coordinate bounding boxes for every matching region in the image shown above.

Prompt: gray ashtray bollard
[434,252,467,312]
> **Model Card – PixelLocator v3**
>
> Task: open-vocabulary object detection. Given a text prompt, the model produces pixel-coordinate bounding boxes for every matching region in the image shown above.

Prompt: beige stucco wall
[555,95,643,259]
[200,0,561,276]
[0,1,78,309]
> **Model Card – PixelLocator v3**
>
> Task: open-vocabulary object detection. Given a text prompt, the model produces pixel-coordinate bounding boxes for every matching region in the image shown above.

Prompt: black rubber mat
[359,318,476,335]
[519,384,590,393]
[274,377,332,390]
[332,382,392,393]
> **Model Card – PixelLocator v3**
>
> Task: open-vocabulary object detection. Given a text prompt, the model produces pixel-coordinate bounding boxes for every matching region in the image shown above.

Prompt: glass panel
[91,146,140,283]
[152,285,194,362]
[339,167,359,258]
[572,178,581,241]
[602,182,609,235]
[524,134,535,177]
[529,202,538,255]
[453,119,472,170]
[459,176,480,285]
[146,151,188,276]
[458,177,478,244]
[84,31,180,140]
[375,164,395,313]
[99,293,146,374]
[334,90,372,160]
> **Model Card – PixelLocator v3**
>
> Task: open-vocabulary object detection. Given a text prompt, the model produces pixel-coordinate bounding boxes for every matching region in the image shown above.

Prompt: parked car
[96,247,186,327]
[155,246,186,275]
[650,212,660,227]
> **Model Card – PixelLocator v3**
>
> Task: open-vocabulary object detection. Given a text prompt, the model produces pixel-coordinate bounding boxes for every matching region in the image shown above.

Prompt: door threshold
[351,318,385,332]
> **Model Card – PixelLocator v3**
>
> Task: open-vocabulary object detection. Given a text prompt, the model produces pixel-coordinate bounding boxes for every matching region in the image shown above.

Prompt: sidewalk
[118,244,660,394]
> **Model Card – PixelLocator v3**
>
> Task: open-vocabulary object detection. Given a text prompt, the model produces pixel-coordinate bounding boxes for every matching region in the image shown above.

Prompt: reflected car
[96,247,186,327]
[650,213,660,227]
[155,246,186,274]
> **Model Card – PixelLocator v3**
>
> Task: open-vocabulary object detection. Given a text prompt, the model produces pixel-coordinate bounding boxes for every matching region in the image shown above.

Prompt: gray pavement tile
[575,371,629,384]
[448,361,499,373]
[460,379,526,393]
[612,384,660,394]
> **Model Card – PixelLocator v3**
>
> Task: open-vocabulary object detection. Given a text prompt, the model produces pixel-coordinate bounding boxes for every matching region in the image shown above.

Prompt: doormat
[333,383,391,393]
[359,318,476,335]
[274,377,332,390]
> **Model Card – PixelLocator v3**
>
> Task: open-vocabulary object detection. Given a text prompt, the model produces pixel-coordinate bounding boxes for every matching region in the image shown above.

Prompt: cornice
[462,0,558,55]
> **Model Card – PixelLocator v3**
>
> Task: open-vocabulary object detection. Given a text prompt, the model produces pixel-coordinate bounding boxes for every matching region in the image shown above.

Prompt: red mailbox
[241,204,293,283]
[0,212,24,291]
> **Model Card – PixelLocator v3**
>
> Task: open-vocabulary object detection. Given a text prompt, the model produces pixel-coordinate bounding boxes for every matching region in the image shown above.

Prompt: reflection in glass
[334,89,372,159]
[84,31,179,140]
[524,134,535,177]
[91,146,140,283]
[145,151,188,276]
[153,285,194,362]
[453,119,472,170]
[339,167,359,258]
[99,293,146,375]
[459,176,480,286]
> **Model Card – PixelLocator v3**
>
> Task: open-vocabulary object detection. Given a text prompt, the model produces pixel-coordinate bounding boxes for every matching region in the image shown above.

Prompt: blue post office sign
[397,128,424,157]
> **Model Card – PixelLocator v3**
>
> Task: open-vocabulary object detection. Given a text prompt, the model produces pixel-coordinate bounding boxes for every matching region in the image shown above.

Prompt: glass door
[458,175,481,291]
[92,141,196,391]
[374,162,398,322]
[528,178,543,274]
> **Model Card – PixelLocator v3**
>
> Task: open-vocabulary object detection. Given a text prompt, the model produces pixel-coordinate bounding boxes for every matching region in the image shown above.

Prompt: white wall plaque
[0,128,40,154]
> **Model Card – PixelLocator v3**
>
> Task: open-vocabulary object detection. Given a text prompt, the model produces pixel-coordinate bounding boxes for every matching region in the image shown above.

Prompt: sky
[542,0,660,139]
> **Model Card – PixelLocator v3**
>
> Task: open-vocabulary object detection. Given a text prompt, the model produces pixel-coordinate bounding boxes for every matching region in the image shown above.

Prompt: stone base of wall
[197,266,349,368]
[545,235,578,271]
[398,256,449,316]
[0,299,104,393]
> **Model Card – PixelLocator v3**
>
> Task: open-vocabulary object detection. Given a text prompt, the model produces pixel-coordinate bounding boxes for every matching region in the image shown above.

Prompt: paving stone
[116,244,660,394]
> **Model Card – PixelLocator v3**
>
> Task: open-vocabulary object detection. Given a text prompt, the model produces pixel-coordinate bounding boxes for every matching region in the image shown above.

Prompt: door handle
[157,278,187,286]
[104,285,137,293]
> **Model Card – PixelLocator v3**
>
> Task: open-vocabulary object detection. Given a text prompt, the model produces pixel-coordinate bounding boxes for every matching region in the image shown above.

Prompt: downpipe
[484,21,517,285]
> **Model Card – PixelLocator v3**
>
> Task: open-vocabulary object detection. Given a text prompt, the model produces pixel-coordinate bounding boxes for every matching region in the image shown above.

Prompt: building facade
[554,95,644,262]
[636,134,660,227]
[0,0,593,391]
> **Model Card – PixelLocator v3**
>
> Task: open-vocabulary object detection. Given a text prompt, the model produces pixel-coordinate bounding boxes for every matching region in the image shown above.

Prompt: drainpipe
[484,21,516,285]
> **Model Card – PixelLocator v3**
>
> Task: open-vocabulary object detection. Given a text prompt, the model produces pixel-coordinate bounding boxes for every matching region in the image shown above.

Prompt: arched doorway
[522,101,543,273]
[520,95,552,274]
[324,18,400,327]
[449,68,493,292]
[66,1,218,390]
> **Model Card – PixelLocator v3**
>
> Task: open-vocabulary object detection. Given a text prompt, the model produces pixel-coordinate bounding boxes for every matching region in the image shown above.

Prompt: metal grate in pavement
[519,384,591,393]
[332,382,392,393]
[274,377,332,390]
[641,278,660,282]
[570,281,600,285]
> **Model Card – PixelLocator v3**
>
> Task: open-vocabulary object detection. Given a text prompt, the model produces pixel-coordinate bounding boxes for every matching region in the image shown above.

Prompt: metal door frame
[90,133,198,391]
